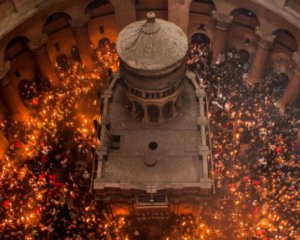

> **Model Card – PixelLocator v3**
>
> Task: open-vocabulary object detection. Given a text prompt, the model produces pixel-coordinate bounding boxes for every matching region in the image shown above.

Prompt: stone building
[117,12,188,123]
[93,12,213,222]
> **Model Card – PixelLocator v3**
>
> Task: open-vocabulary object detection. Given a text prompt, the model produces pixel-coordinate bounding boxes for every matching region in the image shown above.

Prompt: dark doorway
[191,32,210,45]
[277,73,289,89]
[99,37,111,49]
[18,79,37,101]
[56,54,69,71]
[147,105,159,122]
[238,49,250,64]
[71,45,81,62]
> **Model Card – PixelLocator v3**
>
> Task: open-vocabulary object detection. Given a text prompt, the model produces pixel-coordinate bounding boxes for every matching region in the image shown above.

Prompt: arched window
[5,36,29,61]
[190,0,216,16]
[43,12,72,35]
[230,8,259,30]
[272,29,298,55]
[86,0,113,19]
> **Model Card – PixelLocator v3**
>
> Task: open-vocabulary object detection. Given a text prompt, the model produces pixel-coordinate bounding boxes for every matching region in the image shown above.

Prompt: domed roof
[116,12,188,72]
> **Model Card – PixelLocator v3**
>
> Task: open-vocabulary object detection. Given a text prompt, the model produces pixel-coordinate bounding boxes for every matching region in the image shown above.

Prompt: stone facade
[94,13,213,220]
[117,12,188,122]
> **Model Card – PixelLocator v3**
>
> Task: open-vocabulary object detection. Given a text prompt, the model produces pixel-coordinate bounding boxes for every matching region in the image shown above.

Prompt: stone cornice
[0,0,54,40]
[0,0,300,42]
[252,0,300,30]
[212,10,233,31]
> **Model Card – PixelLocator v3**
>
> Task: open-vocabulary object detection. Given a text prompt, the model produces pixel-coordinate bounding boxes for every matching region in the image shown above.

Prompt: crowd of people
[187,42,211,71]
[184,43,299,239]
[0,35,299,239]
[0,42,132,239]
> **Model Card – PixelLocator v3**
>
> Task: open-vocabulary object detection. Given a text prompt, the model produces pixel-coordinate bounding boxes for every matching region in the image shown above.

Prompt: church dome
[116,12,188,72]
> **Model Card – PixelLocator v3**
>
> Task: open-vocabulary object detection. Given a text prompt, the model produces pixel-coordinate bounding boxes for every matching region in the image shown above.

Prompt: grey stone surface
[102,80,204,185]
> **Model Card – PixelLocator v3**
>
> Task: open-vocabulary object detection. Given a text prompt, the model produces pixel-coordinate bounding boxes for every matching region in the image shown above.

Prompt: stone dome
[116,12,188,72]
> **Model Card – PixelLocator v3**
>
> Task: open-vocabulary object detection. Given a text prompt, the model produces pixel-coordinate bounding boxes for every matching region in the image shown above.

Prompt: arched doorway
[273,73,290,99]
[99,37,111,49]
[188,33,211,67]
[189,0,216,42]
[56,54,69,71]
[18,79,37,101]
[191,32,210,45]
[147,105,159,122]
[277,73,289,90]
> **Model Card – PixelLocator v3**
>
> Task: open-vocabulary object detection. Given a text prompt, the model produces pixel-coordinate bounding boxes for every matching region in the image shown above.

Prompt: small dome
[116,12,188,72]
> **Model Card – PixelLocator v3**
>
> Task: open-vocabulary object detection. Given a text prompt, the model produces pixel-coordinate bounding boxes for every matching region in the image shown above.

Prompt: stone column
[171,101,176,117]
[196,89,209,180]
[29,35,59,86]
[159,105,164,123]
[0,129,8,159]
[280,72,300,105]
[0,72,9,159]
[0,61,29,122]
[211,11,233,65]
[244,27,275,85]
[110,0,136,32]
[168,0,192,34]
[131,101,136,117]
[71,16,94,72]
[143,104,149,123]
[277,53,300,113]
